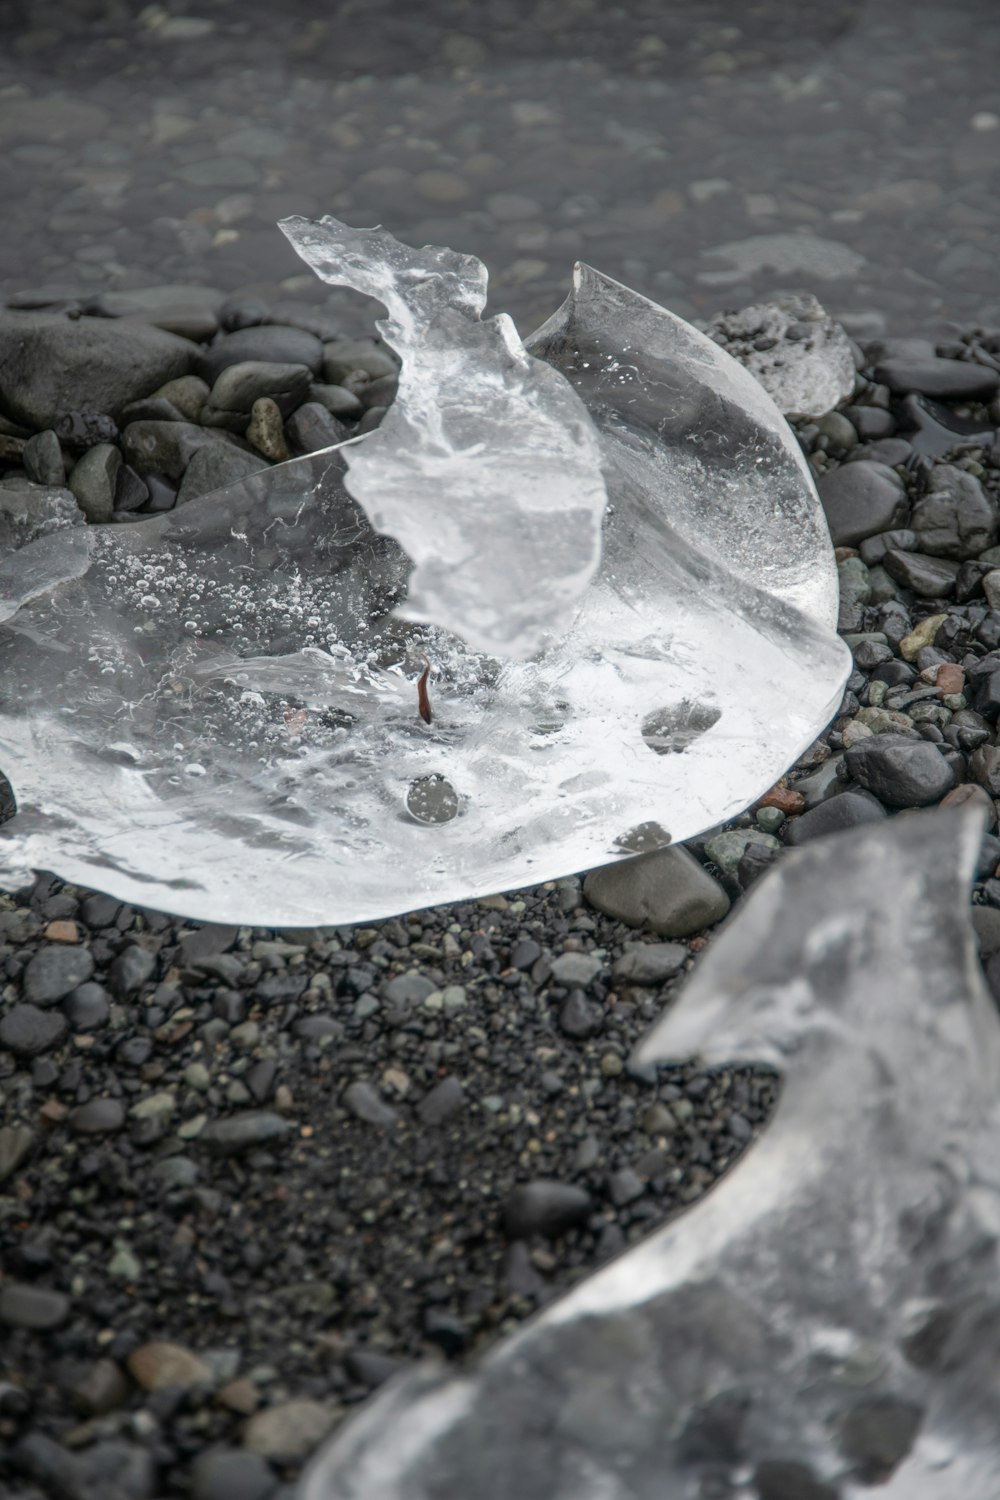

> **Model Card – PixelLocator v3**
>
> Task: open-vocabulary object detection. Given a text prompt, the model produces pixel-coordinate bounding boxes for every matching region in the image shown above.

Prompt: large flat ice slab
[0,224,849,924]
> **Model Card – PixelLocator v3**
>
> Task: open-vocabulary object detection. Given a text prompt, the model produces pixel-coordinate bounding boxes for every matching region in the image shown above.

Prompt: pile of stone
[0,286,398,535]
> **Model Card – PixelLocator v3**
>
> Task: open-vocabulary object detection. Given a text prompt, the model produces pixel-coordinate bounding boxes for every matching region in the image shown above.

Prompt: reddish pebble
[217,1377,260,1415]
[940,783,997,828]
[39,1099,69,1125]
[756,786,806,815]
[935,663,964,695]
[44,920,80,944]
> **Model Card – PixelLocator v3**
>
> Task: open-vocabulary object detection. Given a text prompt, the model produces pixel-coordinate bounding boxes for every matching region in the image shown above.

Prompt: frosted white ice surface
[699,291,856,419]
[278,216,608,659]
[0,225,850,924]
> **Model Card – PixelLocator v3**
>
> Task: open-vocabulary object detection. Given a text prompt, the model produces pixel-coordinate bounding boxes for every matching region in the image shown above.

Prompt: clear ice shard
[299,808,1000,1500]
[277,216,609,659]
[0,222,850,926]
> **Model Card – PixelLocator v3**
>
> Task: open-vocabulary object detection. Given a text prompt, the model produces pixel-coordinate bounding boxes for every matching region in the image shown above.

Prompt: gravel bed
[3,294,1000,1497]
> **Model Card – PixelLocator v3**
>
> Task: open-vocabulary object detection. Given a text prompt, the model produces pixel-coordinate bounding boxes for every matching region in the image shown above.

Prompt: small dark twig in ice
[417,656,433,725]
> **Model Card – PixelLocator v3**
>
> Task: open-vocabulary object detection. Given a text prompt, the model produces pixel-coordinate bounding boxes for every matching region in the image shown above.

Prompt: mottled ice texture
[278,215,609,658]
[301,808,1000,1500]
[701,291,857,419]
[0,225,849,925]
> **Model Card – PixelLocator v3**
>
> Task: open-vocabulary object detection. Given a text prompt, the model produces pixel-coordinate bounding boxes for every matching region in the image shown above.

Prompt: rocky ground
[3,292,1000,1500]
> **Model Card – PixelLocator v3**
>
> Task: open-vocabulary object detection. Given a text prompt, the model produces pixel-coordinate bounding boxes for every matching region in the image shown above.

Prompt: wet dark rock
[549,950,602,986]
[417,1075,465,1125]
[846,437,912,467]
[0,311,193,428]
[345,1348,412,1388]
[285,400,350,455]
[0,1002,68,1056]
[70,1358,130,1417]
[107,943,156,997]
[881,549,960,597]
[22,943,95,1003]
[176,441,268,504]
[902,395,995,462]
[874,357,1000,400]
[838,1393,923,1481]
[63,981,111,1029]
[343,1080,399,1128]
[509,937,542,970]
[201,1111,294,1155]
[197,325,323,383]
[753,1458,840,1500]
[68,1097,125,1134]
[584,845,730,937]
[611,942,687,984]
[190,1448,276,1500]
[121,419,246,481]
[858,528,917,567]
[784,788,887,845]
[909,464,997,559]
[423,1308,469,1356]
[815,461,907,547]
[842,404,895,442]
[218,296,270,332]
[322,338,398,384]
[21,428,65,484]
[502,1179,592,1239]
[113,462,149,512]
[202,359,312,428]
[309,381,364,417]
[558,991,604,1038]
[844,734,955,807]
[0,1283,71,1329]
[968,745,1000,796]
[68,440,121,523]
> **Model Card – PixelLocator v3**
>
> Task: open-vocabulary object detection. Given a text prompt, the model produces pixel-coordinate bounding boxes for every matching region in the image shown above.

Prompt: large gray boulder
[0,311,195,428]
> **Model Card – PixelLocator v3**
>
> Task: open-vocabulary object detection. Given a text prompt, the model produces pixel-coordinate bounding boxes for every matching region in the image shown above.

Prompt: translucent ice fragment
[278,215,609,658]
[701,291,856,418]
[300,808,1000,1500]
[0,234,849,925]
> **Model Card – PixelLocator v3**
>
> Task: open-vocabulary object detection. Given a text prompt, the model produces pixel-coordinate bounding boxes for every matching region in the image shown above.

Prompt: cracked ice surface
[0,224,849,925]
[300,809,1000,1500]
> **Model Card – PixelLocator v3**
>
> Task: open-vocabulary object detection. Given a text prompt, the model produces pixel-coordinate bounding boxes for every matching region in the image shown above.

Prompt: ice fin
[279,215,609,658]
[299,809,1000,1500]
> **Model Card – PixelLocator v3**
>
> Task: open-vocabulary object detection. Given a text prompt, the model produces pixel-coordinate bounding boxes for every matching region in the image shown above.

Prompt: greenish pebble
[600,1053,624,1077]
[672,1098,694,1121]
[481,1094,504,1112]
[841,631,888,648]
[866,565,900,604]
[941,693,966,711]
[979,545,1000,567]
[183,1062,211,1091]
[108,1244,141,1280]
[441,985,467,1011]
[129,1091,176,1121]
[755,806,785,833]
[866,680,888,708]
[422,991,443,1012]
[354,994,380,1019]
[855,706,913,733]
[178,1113,207,1140]
[816,411,858,448]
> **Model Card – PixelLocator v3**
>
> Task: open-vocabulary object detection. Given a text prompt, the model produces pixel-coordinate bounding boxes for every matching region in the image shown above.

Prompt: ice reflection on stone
[300,809,1000,1500]
[0,223,849,925]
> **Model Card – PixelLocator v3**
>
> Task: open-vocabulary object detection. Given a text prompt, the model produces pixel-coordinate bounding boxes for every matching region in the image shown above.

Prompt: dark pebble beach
[3,1,1000,1496]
